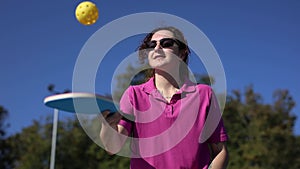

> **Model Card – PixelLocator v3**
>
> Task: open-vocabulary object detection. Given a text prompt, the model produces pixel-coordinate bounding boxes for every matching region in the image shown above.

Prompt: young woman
[100,26,229,169]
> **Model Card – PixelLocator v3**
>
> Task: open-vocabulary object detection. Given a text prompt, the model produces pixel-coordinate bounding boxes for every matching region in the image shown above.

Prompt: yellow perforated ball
[75,1,99,25]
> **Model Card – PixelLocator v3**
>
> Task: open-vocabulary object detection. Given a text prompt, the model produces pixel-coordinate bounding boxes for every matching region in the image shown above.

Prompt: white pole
[50,109,59,169]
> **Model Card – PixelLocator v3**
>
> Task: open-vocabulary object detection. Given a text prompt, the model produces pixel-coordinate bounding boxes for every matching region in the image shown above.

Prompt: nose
[153,42,162,50]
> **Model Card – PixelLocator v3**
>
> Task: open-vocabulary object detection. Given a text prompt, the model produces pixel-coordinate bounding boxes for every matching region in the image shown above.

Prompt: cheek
[166,49,182,60]
[147,52,155,65]
[167,48,180,56]
[147,51,153,60]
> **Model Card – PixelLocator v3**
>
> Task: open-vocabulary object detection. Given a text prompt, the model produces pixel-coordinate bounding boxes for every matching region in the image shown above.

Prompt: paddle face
[44,93,119,114]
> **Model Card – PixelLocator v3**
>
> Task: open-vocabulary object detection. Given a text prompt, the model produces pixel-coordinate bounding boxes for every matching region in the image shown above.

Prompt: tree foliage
[0,106,9,138]
[1,65,300,168]
[223,86,300,169]
[0,106,11,169]
[4,116,129,169]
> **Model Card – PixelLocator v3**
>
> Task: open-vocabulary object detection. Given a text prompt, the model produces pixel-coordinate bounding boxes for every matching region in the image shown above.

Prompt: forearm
[210,142,229,169]
[100,124,127,154]
[210,149,229,169]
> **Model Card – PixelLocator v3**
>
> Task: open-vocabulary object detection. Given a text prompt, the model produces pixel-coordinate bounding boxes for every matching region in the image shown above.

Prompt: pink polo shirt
[119,77,228,169]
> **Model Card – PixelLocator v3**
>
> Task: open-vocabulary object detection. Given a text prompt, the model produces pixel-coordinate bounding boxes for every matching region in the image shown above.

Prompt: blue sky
[1,0,299,135]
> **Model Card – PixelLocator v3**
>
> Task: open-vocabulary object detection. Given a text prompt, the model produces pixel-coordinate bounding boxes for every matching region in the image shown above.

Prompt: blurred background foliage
[1,66,299,169]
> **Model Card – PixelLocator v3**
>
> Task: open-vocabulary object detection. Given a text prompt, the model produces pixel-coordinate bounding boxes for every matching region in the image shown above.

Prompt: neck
[154,69,181,95]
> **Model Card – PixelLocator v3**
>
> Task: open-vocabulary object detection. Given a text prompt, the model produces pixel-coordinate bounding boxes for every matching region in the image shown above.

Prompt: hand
[99,111,126,154]
[100,110,122,130]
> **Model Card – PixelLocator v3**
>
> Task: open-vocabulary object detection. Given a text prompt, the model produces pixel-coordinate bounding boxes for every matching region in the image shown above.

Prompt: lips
[153,55,165,59]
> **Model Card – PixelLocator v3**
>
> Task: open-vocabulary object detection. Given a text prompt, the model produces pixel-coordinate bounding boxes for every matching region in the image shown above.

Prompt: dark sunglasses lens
[147,38,177,49]
[161,39,175,48]
[147,41,157,48]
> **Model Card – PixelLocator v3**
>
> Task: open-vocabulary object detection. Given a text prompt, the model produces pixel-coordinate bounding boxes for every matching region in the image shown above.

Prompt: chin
[150,64,165,69]
[149,61,167,68]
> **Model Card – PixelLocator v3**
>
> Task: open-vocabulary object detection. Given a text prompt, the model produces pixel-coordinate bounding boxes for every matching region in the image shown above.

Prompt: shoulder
[127,82,147,94]
[196,83,212,90]
[196,83,213,96]
[128,77,155,93]
[122,78,153,99]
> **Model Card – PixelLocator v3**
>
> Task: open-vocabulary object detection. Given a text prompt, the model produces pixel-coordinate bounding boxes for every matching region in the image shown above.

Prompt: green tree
[0,105,11,169]
[0,106,8,138]
[6,119,52,169]
[6,116,130,169]
[4,69,300,169]
[223,86,300,169]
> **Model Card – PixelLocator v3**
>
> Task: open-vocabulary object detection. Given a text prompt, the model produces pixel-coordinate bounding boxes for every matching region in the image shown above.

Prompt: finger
[106,112,122,124]
[106,112,115,118]
[99,110,111,123]
[101,110,111,118]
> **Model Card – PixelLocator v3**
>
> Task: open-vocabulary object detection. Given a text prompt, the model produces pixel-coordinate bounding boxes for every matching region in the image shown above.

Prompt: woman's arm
[209,142,229,169]
[99,111,129,154]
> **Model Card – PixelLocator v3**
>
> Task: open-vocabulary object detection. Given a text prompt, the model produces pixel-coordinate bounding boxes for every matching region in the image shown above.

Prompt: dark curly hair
[136,26,191,82]
[138,26,190,64]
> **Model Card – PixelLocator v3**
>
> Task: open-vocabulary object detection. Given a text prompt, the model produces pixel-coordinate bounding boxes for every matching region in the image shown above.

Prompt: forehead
[151,30,175,40]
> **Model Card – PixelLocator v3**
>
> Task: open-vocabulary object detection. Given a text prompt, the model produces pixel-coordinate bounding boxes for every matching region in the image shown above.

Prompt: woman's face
[147,30,183,72]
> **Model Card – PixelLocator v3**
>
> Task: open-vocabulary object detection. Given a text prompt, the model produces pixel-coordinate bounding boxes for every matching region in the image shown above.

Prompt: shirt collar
[142,77,196,95]
[142,77,156,94]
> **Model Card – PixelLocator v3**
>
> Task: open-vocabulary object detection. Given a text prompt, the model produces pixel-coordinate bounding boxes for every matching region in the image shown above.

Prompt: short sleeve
[200,90,228,143]
[118,87,134,134]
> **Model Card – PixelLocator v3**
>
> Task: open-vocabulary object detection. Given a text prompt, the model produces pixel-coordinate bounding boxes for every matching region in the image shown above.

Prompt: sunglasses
[146,38,181,49]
